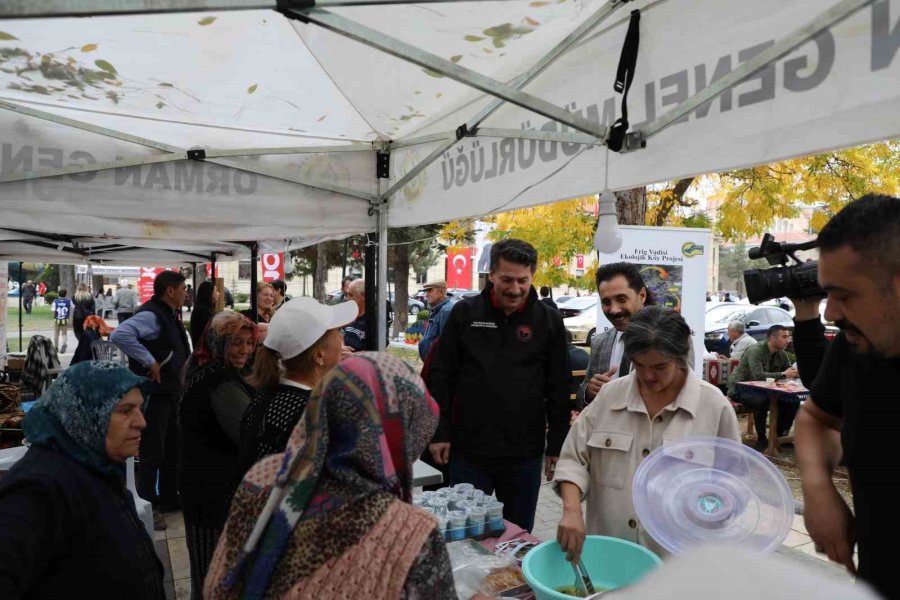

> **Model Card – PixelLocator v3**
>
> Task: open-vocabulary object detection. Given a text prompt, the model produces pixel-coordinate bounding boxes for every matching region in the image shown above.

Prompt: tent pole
[18,262,23,350]
[364,235,377,351]
[637,0,873,143]
[250,243,259,323]
[377,184,389,349]
[290,8,606,138]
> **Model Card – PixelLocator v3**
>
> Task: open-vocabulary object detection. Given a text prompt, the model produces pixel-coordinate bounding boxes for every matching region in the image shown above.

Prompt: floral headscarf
[23,361,151,479]
[185,312,258,386]
[205,352,439,599]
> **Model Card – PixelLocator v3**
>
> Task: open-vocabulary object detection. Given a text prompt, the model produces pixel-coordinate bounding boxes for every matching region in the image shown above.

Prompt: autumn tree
[711,141,900,241]
[490,197,596,287]
[389,224,444,338]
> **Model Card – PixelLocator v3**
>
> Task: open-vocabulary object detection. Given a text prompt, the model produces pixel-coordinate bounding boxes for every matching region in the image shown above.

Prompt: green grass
[6,305,56,332]
[386,345,423,371]
[5,336,32,353]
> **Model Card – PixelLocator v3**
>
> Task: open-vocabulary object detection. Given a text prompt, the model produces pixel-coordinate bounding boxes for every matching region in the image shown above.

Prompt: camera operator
[793,194,899,599]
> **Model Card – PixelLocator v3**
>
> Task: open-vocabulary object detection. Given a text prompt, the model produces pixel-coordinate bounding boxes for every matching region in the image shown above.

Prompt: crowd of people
[0,194,896,599]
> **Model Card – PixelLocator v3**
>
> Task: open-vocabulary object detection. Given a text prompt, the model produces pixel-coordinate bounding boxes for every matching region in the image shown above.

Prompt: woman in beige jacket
[555,306,741,561]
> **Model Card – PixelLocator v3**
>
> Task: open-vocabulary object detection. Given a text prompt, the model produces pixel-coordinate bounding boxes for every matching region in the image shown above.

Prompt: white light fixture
[593,190,623,254]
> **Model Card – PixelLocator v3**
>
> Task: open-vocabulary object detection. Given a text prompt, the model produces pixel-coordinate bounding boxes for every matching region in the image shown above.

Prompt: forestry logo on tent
[398,150,427,205]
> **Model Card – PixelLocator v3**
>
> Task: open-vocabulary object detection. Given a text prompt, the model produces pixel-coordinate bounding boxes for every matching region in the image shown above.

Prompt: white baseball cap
[263,297,358,359]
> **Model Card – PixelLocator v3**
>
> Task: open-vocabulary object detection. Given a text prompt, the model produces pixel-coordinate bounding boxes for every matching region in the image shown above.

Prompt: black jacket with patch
[429,284,571,458]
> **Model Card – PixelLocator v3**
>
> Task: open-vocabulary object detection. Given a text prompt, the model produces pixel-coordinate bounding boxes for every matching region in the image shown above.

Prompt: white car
[561,298,600,345]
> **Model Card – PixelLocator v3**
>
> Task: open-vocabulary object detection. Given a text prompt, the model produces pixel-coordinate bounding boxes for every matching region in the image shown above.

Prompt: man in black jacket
[111,270,189,529]
[794,194,900,600]
[429,239,571,532]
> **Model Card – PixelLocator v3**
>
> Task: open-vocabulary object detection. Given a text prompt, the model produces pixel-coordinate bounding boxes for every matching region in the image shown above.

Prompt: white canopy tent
[1,0,898,344]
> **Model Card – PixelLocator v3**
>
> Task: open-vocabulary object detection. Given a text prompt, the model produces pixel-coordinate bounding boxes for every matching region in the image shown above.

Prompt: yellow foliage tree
[711,141,900,241]
[490,197,596,287]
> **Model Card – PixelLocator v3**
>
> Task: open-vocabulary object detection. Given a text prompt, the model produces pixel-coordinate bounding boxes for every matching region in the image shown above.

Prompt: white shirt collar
[280,378,312,391]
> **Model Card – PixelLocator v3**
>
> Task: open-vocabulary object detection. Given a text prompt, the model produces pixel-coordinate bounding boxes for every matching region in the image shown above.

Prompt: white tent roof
[0,0,897,264]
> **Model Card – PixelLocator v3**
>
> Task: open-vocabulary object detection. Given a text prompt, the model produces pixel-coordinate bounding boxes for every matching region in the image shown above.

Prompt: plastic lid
[632,437,794,554]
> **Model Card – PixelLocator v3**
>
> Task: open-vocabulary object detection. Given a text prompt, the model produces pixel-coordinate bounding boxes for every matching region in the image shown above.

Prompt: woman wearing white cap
[239,297,357,472]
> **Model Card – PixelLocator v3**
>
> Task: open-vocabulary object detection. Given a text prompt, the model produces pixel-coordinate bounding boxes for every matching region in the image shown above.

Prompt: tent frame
[0,0,874,347]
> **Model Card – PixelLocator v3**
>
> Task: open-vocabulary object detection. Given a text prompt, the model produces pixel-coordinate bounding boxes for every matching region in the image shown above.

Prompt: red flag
[138,268,164,303]
[446,247,473,289]
[260,253,284,282]
[576,254,585,269]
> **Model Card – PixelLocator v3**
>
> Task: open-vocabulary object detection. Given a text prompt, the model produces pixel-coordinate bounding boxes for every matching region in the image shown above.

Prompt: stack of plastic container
[412,483,507,541]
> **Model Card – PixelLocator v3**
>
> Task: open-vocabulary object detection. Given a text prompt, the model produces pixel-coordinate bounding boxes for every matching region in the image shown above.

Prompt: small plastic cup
[428,496,449,515]
[421,506,435,514]
[466,506,487,538]
[485,501,505,532]
[447,493,466,511]
[437,515,449,541]
[454,483,475,495]
[765,377,775,385]
[447,510,468,541]
[471,489,485,503]
[435,487,452,497]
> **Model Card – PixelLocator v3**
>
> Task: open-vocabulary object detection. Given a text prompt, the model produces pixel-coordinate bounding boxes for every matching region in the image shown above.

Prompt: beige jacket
[553,372,741,557]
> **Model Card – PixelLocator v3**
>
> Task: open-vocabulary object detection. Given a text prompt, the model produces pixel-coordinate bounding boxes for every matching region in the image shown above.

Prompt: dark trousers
[449,452,543,532]
[73,317,86,341]
[733,392,800,443]
[23,297,33,314]
[185,524,221,600]
[137,394,180,508]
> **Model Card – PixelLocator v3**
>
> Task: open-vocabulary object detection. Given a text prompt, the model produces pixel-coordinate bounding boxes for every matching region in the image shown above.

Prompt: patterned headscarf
[185,311,258,385]
[23,361,151,479]
[205,352,439,599]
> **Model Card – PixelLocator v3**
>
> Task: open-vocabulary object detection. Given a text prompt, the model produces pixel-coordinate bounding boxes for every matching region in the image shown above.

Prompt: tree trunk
[615,187,647,226]
[313,243,327,302]
[393,242,410,339]
[59,264,76,294]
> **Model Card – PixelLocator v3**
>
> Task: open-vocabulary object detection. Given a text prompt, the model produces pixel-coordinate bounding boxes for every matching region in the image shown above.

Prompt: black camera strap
[606,9,641,153]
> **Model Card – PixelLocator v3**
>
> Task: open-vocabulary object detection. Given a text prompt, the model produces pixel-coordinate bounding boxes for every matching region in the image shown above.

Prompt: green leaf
[159,82,174,88]
[156,101,166,109]
[80,44,98,52]
[198,16,217,26]
[0,32,19,41]
[422,68,445,78]
[529,1,549,5]
[247,83,258,94]
[317,114,326,121]
[493,38,505,48]
[464,35,485,42]
[450,55,462,64]
[94,59,117,75]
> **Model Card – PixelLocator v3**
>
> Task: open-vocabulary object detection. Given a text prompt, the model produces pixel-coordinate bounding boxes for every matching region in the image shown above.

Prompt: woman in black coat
[189,281,219,350]
[0,361,164,599]
[179,311,258,599]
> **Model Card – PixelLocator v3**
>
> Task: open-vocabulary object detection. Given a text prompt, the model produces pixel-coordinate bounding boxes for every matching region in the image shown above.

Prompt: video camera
[742,234,826,304]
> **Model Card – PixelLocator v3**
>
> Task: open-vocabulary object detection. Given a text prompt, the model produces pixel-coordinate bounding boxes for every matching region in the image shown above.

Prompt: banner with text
[596,226,711,372]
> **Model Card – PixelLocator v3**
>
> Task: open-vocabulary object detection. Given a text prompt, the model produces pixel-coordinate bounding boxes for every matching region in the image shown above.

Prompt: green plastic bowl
[521,536,662,599]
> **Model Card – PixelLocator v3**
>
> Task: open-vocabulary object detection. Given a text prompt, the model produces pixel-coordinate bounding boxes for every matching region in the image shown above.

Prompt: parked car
[554,295,575,306]
[563,304,599,345]
[386,292,425,315]
[558,297,597,319]
[705,305,794,351]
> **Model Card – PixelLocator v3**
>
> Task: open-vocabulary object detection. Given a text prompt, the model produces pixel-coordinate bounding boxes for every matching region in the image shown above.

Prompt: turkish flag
[576,254,585,269]
[260,253,284,282]
[205,263,219,279]
[446,247,473,289]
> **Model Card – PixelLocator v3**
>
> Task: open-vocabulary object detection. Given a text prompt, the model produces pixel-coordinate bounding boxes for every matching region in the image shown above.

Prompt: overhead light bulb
[593,190,623,254]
